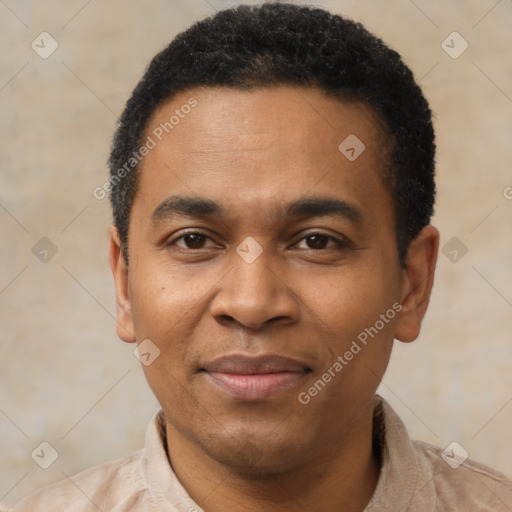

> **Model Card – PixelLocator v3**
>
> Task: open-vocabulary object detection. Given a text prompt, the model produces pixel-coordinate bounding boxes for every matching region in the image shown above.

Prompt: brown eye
[305,234,329,249]
[295,233,344,250]
[174,233,209,249]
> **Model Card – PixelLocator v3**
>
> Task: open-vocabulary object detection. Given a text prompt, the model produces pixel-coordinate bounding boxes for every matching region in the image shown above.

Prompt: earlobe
[109,225,136,343]
[395,225,439,343]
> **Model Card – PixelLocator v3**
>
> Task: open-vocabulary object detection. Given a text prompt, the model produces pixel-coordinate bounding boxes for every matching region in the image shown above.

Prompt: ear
[109,225,136,343]
[395,225,439,343]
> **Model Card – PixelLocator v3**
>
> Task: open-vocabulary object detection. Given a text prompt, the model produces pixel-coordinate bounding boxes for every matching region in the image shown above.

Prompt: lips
[201,355,311,400]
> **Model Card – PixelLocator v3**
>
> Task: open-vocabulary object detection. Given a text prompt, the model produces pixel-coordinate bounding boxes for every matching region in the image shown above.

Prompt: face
[111,85,437,474]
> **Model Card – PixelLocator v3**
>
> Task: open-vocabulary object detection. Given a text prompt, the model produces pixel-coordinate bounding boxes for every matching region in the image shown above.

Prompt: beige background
[1,0,511,507]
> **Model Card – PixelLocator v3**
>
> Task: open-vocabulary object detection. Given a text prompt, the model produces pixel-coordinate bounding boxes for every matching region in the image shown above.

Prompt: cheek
[129,259,208,331]
[303,262,399,339]
[130,270,201,410]
[127,260,227,373]
[127,268,189,372]
[305,269,398,392]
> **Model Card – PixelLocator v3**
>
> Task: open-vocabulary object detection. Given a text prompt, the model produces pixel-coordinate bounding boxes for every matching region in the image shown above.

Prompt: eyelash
[168,230,350,251]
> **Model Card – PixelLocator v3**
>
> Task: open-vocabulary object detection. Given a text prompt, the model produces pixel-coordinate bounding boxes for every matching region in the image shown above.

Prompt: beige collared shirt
[12,395,512,511]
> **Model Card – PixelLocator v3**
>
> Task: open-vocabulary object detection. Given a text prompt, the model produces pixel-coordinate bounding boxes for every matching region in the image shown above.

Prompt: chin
[200,431,307,476]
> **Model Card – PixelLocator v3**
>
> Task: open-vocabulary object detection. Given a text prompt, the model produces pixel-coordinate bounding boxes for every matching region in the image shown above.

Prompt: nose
[210,250,299,330]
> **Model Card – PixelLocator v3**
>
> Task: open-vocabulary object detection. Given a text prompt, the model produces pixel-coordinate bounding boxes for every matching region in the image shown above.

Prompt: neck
[165,402,381,512]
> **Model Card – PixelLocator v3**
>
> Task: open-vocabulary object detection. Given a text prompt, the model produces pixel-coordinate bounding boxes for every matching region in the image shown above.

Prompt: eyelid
[168,229,218,248]
[291,230,350,249]
[167,229,351,250]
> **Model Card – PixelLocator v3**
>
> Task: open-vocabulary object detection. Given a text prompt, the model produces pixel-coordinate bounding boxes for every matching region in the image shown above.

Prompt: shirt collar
[141,409,201,511]
[365,394,419,510]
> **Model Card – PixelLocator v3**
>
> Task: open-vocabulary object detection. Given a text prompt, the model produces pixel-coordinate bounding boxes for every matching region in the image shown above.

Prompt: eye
[171,232,215,249]
[168,231,349,252]
[294,232,348,250]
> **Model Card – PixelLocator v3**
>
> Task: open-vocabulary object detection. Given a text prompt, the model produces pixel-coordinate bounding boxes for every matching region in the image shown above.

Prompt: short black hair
[108,2,435,265]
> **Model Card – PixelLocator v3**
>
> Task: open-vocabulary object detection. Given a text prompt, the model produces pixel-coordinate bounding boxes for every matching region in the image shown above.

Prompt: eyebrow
[150,195,362,226]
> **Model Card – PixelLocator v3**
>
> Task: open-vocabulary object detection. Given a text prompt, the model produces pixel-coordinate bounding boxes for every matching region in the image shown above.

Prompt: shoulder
[412,440,512,510]
[371,396,512,510]
[11,450,150,512]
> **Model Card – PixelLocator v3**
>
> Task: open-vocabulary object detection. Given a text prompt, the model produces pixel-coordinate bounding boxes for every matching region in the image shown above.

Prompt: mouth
[200,354,312,401]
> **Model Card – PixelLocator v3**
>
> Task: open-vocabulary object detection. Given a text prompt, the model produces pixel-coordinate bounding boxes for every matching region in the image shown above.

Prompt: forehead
[145,85,387,155]
[134,85,393,225]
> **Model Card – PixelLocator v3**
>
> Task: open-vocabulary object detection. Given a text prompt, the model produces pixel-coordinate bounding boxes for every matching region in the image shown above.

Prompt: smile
[201,355,311,400]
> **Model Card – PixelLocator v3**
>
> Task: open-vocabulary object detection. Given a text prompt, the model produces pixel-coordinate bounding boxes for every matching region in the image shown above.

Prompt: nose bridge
[211,244,298,328]
[234,249,277,296]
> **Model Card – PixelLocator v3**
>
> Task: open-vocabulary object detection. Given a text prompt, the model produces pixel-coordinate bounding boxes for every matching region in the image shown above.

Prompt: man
[13,3,512,511]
